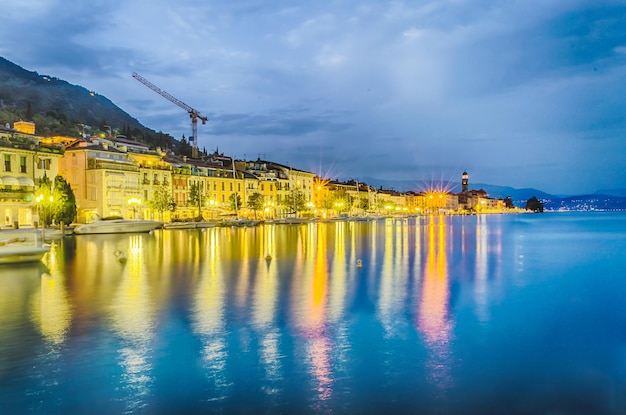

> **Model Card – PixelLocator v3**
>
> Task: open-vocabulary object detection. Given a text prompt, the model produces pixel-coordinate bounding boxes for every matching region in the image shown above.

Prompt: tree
[36,175,54,227]
[179,136,192,158]
[188,183,204,218]
[284,188,306,216]
[26,101,33,121]
[229,193,242,212]
[504,196,515,209]
[247,192,264,219]
[149,184,176,220]
[52,175,77,225]
[358,197,369,212]
[525,196,544,213]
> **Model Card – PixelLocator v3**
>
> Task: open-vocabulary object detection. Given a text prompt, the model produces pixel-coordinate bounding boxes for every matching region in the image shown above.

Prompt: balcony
[87,158,139,172]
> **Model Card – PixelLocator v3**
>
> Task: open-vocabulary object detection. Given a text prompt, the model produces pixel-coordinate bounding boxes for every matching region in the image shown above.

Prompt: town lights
[127,197,141,219]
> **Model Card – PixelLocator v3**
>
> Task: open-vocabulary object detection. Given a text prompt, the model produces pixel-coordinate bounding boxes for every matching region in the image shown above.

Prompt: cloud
[2,0,626,194]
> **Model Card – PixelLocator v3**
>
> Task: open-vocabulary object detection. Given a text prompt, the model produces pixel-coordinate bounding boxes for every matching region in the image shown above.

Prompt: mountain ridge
[0,56,180,151]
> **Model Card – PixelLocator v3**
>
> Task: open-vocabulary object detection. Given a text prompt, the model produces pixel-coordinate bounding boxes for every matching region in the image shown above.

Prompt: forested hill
[0,56,180,151]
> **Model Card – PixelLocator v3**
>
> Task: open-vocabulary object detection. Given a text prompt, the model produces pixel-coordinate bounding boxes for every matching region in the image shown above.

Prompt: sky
[1,0,625,195]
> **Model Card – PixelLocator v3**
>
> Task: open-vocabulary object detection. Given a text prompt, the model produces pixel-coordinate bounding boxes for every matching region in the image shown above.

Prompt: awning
[1,176,20,186]
[18,177,35,187]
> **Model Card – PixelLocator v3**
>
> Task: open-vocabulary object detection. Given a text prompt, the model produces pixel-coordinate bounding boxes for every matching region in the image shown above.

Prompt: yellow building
[238,159,315,218]
[0,125,63,227]
[128,146,172,220]
[13,121,35,135]
[60,139,142,223]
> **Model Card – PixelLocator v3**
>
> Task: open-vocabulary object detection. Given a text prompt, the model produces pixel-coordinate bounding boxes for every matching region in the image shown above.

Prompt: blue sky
[1,0,625,194]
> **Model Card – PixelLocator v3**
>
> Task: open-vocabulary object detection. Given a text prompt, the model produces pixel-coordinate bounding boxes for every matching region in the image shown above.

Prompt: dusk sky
[1,0,625,195]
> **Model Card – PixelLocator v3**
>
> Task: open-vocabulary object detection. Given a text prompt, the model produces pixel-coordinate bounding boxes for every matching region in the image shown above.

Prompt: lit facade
[60,139,141,223]
[0,125,63,227]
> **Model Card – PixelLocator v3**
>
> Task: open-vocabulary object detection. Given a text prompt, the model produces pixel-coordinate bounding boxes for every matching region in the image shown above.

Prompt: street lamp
[36,194,53,229]
[127,197,141,219]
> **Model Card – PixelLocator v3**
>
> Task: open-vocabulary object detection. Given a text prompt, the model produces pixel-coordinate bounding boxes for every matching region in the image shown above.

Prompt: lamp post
[127,197,141,219]
[36,194,53,238]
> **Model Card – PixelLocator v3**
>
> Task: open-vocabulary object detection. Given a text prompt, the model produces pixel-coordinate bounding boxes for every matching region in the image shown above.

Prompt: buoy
[265,254,272,261]
[118,252,128,263]
[356,259,362,267]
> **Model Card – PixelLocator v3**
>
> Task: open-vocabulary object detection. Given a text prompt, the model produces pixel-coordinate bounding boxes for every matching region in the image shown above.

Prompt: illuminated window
[38,158,51,170]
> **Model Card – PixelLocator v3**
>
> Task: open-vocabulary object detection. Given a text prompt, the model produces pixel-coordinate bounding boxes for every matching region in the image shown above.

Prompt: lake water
[1,213,625,414]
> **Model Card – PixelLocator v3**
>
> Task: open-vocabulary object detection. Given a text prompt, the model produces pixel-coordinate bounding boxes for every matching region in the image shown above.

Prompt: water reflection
[417,215,453,395]
[31,242,72,345]
[474,215,489,322]
[252,226,283,397]
[289,223,335,407]
[108,235,155,412]
[4,214,618,413]
[378,218,411,337]
[192,229,231,401]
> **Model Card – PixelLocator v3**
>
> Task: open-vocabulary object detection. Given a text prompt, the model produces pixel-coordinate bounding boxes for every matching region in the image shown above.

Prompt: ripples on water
[1,212,625,414]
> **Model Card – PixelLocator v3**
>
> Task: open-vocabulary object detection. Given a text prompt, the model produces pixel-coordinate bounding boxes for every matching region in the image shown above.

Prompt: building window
[222,182,225,191]
[4,154,11,172]
[238,183,241,192]
[213,181,217,191]
[20,156,26,173]
[38,158,51,170]
[230,182,233,191]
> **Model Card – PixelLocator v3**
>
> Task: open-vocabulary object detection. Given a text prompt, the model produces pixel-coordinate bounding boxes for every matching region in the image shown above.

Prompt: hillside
[0,56,180,151]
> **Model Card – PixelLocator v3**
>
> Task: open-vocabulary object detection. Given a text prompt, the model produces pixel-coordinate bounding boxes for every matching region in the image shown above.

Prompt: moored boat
[74,217,162,235]
[163,222,198,230]
[0,230,50,264]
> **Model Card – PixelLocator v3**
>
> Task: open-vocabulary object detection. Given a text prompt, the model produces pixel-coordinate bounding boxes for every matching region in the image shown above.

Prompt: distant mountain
[0,56,180,150]
[544,194,626,211]
[594,188,626,198]
[355,176,557,203]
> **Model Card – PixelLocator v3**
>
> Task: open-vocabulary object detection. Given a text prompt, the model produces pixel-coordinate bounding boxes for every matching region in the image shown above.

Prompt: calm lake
[1,212,625,414]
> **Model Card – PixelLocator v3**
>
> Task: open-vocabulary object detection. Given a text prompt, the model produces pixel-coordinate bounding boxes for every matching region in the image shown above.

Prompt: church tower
[462,171,469,193]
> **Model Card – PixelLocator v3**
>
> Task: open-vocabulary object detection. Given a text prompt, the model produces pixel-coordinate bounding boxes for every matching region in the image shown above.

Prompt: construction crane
[132,72,207,158]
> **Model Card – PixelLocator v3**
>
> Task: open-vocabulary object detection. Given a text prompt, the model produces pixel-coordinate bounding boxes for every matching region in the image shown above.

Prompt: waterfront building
[376,188,409,215]
[457,171,505,212]
[237,159,315,218]
[60,138,141,223]
[0,124,63,227]
[123,142,171,220]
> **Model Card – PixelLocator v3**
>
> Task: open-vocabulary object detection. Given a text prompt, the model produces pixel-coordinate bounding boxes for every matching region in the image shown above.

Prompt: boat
[0,230,50,264]
[163,221,198,230]
[271,217,311,225]
[195,222,217,228]
[73,217,163,235]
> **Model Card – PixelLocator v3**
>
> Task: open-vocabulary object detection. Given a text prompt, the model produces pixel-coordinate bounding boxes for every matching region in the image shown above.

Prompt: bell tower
[462,171,469,193]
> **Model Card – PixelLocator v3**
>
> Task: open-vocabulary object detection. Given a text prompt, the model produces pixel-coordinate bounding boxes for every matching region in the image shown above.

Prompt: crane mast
[132,72,207,158]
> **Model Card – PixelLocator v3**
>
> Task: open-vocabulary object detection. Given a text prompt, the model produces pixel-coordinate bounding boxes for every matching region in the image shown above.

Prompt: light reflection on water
[109,235,155,412]
[1,213,625,414]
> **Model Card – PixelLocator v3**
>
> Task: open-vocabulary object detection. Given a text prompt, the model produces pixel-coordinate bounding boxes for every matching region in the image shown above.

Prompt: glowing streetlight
[127,197,142,219]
